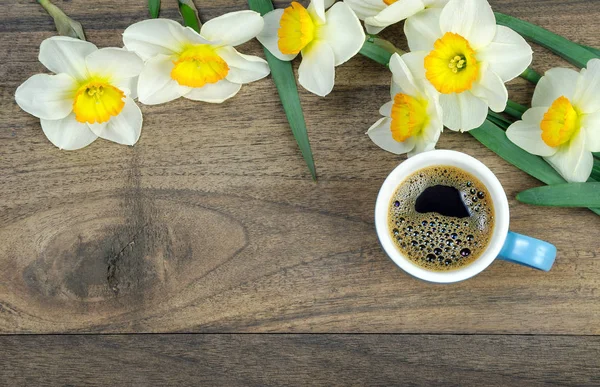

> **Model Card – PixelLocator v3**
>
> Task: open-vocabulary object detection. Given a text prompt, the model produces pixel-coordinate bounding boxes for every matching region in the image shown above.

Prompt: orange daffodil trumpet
[404,0,533,131]
[507,59,600,183]
[257,0,365,97]
[123,11,270,105]
[15,37,144,150]
[344,0,449,34]
[367,53,443,156]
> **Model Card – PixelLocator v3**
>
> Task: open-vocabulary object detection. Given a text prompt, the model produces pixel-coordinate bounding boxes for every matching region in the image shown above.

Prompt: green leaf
[37,0,85,40]
[179,0,201,32]
[517,183,600,207]
[148,0,160,18]
[503,100,527,120]
[470,120,600,216]
[592,158,600,182]
[495,12,597,68]
[486,111,512,129]
[580,44,600,57]
[248,0,316,180]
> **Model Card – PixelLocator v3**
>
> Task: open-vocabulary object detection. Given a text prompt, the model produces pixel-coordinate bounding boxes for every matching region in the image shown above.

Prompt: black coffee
[388,165,494,271]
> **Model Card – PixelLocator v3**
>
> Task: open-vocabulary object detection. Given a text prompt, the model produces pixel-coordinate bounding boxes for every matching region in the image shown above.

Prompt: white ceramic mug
[375,150,556,283]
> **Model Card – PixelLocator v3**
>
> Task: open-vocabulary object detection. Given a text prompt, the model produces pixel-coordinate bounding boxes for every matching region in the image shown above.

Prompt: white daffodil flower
[507,59,600,183]
[403,0,532,132]
[344,0,448,35]
[122,11,270,105]
[257,0,365,97]
[15,36,144,150]
[367,53,443,156]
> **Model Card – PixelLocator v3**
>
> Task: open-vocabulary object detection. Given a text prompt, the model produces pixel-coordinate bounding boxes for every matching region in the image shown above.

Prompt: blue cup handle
[498,231,557,271]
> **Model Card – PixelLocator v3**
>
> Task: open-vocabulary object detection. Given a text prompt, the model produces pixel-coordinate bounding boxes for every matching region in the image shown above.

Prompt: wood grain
[0,0,599,334]
[1,334,599,386]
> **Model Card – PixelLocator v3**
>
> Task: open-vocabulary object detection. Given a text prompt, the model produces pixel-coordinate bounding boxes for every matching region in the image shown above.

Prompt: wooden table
[1,0,599,385]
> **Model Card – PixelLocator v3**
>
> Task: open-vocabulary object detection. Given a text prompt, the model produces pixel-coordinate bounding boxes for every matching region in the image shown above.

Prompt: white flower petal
[477,26,532,82]
[40,113,98,150]
[404,8,442,51]
[321,2,365,65]
[365,0,425,33]
[85,48,144,82]
[379,100,393,117]
[532,67,579,108]
[115,77,138,100]
[398,51,428,81]
[308,0,329,23]
[137,54,190,105]
[545,132,593,183]
[39,36,97,81]
[184,79,242,103]
[217,46,270,84]
[200,10,264,47]
[343,0,386,20]
[582,111,600,152]
[439,91,488,131]
[470,66,508,112]
[367,117,416,154]
[421,110,443,144]
[88,97,142,146]
[15,73,76,120]
[425,0,450,6]
[256,9,298,61]
[123,19,207,61]
[408,135,437,157]
[298,41,336,97]
[439,0,496,50]
[573,58,600,114]
[389,53,421,97]
[391,81,402,99]
[506,107,557,157]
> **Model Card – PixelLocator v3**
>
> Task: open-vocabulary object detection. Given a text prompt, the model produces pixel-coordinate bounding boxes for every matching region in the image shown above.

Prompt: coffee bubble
[388,165,494,271]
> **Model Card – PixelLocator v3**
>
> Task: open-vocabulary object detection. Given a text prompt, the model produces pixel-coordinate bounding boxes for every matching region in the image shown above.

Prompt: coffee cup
[375,150,556,283]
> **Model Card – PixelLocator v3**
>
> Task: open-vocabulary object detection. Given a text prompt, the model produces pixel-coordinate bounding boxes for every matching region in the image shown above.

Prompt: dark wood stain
[1,334,599,386]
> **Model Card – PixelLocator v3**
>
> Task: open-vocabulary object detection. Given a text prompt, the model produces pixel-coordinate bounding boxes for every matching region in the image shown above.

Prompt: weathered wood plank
[0,0,598,333]
[1,334,599,386]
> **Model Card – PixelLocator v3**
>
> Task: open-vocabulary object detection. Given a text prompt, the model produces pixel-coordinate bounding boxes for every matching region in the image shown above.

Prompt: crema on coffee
[388,165,495,271]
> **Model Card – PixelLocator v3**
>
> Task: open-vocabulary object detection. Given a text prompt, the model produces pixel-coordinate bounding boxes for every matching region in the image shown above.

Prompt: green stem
[487,111,512,129]
[520,67,542,84]
[504,100,527,120]
[495,12,596,68]
[359,38,404,67]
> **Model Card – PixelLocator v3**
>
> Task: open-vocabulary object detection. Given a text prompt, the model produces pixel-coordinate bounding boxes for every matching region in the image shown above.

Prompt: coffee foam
[388,165,495,272]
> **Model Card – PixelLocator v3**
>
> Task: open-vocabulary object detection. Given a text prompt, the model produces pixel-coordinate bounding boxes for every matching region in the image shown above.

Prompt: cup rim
[374,150,510,283]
